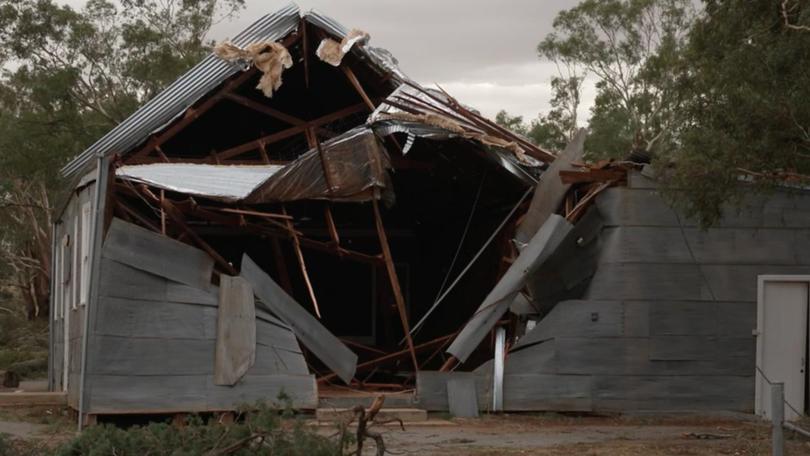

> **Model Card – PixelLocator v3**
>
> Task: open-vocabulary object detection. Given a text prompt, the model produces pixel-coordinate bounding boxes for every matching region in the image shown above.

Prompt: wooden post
[324,204,340,246]
[282,206,321,318]
[371,196,418,372]
[772,382,785,456]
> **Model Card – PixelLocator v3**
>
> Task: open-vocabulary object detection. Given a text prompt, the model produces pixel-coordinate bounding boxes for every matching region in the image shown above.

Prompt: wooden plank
[559,168,626,184]
[240,254,357,384]
[594,188,680,227]
[599,227,693,264]
[252,346,308,375]
[94,296,217,339]
[102,218,214,291]
[447,214,572,363]
[372,198,418,370]
[716,302,756,336]
[255,320,301,353]
[623,301,651,336]
[415,371,489,411]
[592,375,753,411]
[684,228,801,265]
[514,300,623,349]
[98,259,217,305]
[700,264,810,302]
[649,301,717,336]
[205,374,317,410]
[88,334,305,377]
[585,263,714,301]
[502,374,592,412]
[515,130,585,244]
[554,337,649,376]
[88,336,216,376]
[86,374,318,413]
[159,199,237,275]
[447,377,480,417]
[214,276,256,386]
[649,336,753,361]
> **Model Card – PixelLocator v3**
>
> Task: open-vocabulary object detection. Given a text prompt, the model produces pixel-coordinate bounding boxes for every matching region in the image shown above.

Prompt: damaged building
[49,4,810,424]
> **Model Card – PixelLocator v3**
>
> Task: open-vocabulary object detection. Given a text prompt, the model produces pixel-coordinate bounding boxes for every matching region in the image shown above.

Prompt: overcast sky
[61,0,594,122]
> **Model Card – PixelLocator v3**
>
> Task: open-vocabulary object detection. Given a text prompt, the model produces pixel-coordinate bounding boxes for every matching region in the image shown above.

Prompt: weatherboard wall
[477,172,810,412]
[76,218,316,414]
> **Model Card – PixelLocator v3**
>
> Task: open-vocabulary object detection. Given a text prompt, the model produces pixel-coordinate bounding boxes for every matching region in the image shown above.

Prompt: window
[80,201,92,306]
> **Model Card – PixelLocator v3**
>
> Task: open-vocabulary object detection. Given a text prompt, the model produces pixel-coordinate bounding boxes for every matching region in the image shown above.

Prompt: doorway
[756,275,810,421]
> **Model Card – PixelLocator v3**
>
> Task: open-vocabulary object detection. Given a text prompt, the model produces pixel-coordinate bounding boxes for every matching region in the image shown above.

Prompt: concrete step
[316,407,427,423]
[318,392,416,409]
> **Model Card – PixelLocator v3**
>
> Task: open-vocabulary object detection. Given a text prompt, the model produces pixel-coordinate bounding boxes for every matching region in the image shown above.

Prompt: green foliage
[540,0,694,159]
[494,75,582,152]
[0,0,244,186]
[0,0,244,318]
[55,403,340,456]
[664,0,810,226]
[495,110,528,137]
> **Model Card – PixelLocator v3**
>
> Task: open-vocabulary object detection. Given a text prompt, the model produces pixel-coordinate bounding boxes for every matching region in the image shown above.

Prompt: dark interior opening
[181,138,529,385]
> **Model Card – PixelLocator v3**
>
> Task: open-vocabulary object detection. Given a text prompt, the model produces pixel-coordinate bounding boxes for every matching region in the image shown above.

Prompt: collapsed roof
[58,4,637,393]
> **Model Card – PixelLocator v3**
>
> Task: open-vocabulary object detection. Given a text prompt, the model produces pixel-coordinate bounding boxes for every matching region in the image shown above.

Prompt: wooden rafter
[214,101,369,161]
[372,197,419,372]
[223,93,306,126]
[341,65,376,111]
[324,204,340,246]
[127,67,259,163]
[126,31,303,164]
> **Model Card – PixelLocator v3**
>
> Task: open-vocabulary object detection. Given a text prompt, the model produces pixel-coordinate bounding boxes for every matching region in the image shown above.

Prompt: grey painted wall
[52,217,317,414]
[472,172,810,412]
[50,182,95,408]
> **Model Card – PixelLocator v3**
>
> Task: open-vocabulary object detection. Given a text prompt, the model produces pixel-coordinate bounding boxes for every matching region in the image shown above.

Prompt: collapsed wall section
[82,219,316,414]
[490,171,810,412]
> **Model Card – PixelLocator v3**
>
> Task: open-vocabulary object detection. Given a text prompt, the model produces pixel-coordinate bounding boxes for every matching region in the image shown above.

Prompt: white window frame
[80,201,93,306]
[63,234,72,319]
[54,238,63,321]
[71,215,79,311]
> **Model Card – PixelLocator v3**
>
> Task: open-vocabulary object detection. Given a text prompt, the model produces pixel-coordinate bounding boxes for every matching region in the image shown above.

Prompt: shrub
[55,402,341,456]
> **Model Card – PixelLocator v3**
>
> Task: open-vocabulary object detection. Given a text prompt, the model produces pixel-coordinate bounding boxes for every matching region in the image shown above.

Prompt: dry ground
[371,413,810,455]
[2,406,810,455]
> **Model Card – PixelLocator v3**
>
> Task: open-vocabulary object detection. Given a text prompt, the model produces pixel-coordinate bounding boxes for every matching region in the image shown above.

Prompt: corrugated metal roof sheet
[61,4,411,179]
[116,163,283,201]
[61,3,302,178]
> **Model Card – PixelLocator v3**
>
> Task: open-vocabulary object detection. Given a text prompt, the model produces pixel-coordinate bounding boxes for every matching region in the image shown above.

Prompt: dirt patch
[370,413,810,456]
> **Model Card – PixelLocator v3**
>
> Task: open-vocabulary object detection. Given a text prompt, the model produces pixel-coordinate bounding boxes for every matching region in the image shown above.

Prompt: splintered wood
[559,160,639,222]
